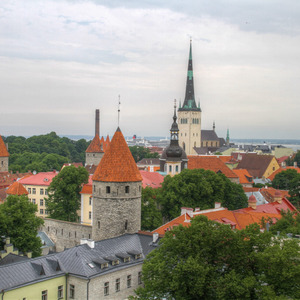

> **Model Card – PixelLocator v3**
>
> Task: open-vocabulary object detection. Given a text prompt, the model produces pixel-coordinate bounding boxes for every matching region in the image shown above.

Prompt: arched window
[175,165,179,172]
[183,142,185,151]
[169,165,172,172]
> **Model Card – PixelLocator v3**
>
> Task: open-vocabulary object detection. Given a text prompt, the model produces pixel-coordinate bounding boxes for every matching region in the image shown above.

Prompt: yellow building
[80,175,93,225]
[19,171,58,218]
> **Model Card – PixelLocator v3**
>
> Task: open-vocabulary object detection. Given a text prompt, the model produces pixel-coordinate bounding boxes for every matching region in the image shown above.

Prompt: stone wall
[0,157,8,172]
[92,181,141,241]
[42,218,92,252]
[85,152,103,166]
[69,263,142,300]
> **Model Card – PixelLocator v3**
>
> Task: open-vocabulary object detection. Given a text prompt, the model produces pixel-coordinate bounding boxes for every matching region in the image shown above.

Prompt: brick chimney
[274,190,282,204]
[95,109,100,137]
[248,194,257,210]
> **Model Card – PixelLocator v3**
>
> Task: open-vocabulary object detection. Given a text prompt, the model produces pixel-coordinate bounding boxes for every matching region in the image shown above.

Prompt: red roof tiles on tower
[85,135,104,153]
[0,136,9,157]
[6,181,28,196]
[92,128,142,182]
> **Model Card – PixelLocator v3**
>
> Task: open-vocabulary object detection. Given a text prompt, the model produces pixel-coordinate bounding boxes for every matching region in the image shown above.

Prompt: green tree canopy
[0,195,44,257]
[136,216,300,299]
[159,169,248,221]
[46,165,89,222]
[129,146,159,163]
[270,210,300,235]
[141,187,163,231]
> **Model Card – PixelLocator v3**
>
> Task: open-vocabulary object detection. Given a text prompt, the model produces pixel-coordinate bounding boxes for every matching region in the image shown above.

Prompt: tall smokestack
[95,109,100,136]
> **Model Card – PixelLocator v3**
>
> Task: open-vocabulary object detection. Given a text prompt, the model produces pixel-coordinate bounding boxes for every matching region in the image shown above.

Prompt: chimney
[281,161,286,168]
[274,190,282,204]
[215,202,221,209]
[248,195,257,210]
[95,109,100,137]
[152,232,159,243]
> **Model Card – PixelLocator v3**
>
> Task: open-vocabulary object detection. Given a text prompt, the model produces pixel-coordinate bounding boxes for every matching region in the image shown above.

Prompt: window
[40,209,44,214]
[70,284,75,299]
[104,282,109,296]
[138,271,142,285]
[41,290,47,300]
[115,278,120,292]
[125,186,129,193]
[40,188,44,195]
[32,199,36,204]
[40,199,44,206]
[61,229,63,235]
[45,210,49,215]
[58,285,63,299]
[32,188,36,194]
[45,189,48,195]
[125,220,128,231]
[175,165,179,172]
[89,211,92,219]
[89,197,92,205]
[98,221,100,229]
[127,275,131,288]
[169,165,172,172]
[106,186,110,194]
[28,188,31,194]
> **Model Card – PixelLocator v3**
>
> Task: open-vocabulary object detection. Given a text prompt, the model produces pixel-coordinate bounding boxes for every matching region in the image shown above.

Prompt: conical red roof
[0,136,9,157]
[6,181,28,195]
[86,134,104,153]
[92,128,142,182]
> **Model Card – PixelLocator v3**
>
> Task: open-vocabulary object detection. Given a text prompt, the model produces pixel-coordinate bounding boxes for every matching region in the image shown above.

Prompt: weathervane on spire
[118,95,121,127]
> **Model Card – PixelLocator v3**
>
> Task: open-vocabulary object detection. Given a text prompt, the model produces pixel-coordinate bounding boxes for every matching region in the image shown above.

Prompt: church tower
[160,101,188,176]
[0,135,9,172]
[178,40,201,155]
[85,109,104,166]
[92,127,142,241]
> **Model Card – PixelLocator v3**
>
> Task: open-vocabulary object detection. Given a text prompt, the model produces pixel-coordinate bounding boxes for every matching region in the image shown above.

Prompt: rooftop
[19,171,58,186]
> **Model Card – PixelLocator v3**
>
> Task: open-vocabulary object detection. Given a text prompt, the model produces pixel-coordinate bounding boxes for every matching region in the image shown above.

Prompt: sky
[1,0,300,140]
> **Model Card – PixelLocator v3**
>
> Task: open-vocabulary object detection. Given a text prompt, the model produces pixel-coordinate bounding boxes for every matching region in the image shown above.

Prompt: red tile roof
[6,181,28,195]
[260,187,290,202]
[217,156,232,163]
[153,198,297,235]
[188,156,238,178]
[62,162,83,169]
[277,156,289,164]
[232,169,253,184]
[268,167,300,181]
[0,172,32,189]
[80,175,93,194]
[92,128,142,182]
[85,134,104,153]
[19,171,58,186]
[0,136,9,157]
[140,170,164,189]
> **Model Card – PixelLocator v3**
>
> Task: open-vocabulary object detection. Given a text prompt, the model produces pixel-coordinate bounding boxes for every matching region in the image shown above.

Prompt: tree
[0,195,44,257]
[272,169,298,190]
[46,166,89,222]
[159,169,248,221]
[136,216,300,299]
[129,146,159,163]
[270,210,300,235]
[141,187,162,231]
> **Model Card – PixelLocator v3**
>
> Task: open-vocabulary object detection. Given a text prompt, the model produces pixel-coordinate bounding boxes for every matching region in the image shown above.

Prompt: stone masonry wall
[42,218,92,252]
[85,152,103,166]
[69,263,142,300]
[0,157,8,172]
[92,181,141,241]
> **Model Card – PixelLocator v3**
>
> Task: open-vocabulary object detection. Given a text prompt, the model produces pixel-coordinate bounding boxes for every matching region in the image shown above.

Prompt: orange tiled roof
[6,181,28,195]
[154,213,191,235]
[260,187,290,202]
[232,169,253,184]
[92,128,142,182]
[0,136,9,157]
[140,170,164,189]
[268,167,300,181]
[218,156,232,163]
[188,156,238,178]
[80,175,93,194]
[86,134,104,153]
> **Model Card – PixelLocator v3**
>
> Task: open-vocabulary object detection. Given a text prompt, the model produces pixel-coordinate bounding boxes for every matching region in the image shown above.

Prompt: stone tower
[0,135,9,172]
[92,127,142,241]
[160,102,188,176]
[85,109,104,166]
[178,40,201,155]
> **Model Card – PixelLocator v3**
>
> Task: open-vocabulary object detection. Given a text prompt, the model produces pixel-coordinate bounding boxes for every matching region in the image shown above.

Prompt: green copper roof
[179,40,201,112]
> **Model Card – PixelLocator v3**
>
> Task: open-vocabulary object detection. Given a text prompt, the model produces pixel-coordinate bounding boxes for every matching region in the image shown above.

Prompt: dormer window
[101,262,108,269]
[112,259,119,266]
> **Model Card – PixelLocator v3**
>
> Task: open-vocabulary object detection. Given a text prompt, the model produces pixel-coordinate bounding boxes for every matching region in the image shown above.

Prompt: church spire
[226,128,230,145]
[179,39,201,111]
[170,100,179,144]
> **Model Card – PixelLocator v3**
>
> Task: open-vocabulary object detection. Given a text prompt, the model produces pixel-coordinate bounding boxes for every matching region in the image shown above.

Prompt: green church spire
[179,39,201,112]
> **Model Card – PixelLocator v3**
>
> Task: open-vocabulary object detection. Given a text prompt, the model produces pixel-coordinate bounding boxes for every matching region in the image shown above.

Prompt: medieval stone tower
[0,135,9,172]
[91,127,142,241]
[178,40,202,155]
[85,109,104,166]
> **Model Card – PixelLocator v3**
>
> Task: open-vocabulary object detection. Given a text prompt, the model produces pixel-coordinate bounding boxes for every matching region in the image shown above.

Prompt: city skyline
[1,0,300,139]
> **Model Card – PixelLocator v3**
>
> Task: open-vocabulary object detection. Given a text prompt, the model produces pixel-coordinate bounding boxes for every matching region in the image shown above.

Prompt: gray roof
[137,158,160,165]
[0,233,158,291]
[201,130,219,141]
[37,231,55,248]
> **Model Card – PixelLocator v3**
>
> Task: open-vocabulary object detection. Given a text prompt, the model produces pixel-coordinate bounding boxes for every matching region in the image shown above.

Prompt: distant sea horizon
[61,135,300,151]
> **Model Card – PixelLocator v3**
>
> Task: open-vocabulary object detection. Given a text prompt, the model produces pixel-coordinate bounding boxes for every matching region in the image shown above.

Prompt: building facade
[0,135,9,173]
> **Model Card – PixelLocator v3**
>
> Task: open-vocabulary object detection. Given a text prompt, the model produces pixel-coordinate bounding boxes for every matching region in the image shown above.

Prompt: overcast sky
[1,0,300,139]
